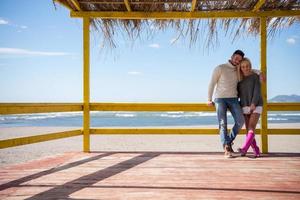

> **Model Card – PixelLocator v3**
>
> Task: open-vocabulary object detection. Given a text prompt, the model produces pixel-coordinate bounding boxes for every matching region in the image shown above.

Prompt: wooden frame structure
[1,0,300,153]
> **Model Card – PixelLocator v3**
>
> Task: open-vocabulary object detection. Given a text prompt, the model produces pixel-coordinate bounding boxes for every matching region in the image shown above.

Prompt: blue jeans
[215,98,244,146]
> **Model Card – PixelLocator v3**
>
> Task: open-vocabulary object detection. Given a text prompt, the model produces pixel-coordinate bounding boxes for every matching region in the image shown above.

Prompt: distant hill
[269,94,300,102]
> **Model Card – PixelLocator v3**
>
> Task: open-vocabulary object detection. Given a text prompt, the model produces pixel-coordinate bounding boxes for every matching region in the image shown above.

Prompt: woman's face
[240,62,251,76]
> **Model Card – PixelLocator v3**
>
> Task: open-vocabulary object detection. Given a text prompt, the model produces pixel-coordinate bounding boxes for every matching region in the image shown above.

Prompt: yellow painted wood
[0,130,82,149]
[90,128,252,135]
[191,0,197,12]
[1,103,298,115]
[124,0,132,12]
[0,103,82,115]
[70,10,300,19]
[268,103,300,111]
[260,17,268,153]
[1,127,298,149]
[90,128,300,135]
[90,103,215,111]
[70,0,81,11]
[268,129,300,135]
[83,17,90,152]
[252,0,266,12]
[91,128,223,135]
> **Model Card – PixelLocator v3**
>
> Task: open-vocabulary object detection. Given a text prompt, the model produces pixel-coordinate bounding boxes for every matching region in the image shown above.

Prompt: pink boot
[238,130,255,156]
[251,138,260,158]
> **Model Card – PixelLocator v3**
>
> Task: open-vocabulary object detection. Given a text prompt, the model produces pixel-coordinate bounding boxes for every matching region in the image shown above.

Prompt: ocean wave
[268,117,288,121]
[0,112,82,121]
[281,113,300,116]
[158,112,217,118]
[166,111,185,114]
[115,113,136,118]
[159,114,183,118]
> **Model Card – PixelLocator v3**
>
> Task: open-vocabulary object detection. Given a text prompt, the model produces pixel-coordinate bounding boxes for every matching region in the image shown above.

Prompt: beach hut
[1,0,300,153]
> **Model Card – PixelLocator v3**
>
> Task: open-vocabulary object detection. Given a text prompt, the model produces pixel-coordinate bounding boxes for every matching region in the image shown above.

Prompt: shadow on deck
[1,152,300,199]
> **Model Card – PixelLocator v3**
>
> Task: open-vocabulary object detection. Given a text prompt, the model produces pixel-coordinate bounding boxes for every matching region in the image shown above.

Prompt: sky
[0,0,299,103]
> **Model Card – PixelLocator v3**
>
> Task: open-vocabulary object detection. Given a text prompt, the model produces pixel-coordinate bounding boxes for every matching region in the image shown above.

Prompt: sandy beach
[1,124,300,167]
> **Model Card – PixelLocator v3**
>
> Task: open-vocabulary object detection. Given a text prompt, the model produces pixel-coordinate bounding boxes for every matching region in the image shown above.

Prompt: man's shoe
[224,145,233,158]
[229,143,235,153]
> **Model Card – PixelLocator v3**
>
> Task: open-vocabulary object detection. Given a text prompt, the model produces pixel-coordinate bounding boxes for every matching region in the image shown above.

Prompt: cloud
[0,18,9,25]
[128,71,142,75]
[286,35,298,45]
[20,25,28,29]
[149,43,160,48]
[0,17,27,30]
[0,48,71,56]
[286,38,296,44]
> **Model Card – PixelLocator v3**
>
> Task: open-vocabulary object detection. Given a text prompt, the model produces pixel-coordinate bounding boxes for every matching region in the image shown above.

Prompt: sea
[0,111,300,127]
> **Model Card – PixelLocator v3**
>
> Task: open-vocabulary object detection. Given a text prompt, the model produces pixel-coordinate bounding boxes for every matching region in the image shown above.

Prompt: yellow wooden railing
[1,103,299,152]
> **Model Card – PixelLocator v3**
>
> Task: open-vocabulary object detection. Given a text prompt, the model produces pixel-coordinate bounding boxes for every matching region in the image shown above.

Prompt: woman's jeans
[215,98,244,146]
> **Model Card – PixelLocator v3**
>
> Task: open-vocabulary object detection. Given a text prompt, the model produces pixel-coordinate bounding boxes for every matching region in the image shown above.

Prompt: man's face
[231,54,243,66]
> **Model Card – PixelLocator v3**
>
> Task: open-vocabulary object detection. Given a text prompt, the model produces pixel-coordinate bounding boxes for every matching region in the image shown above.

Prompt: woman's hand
[250,104,256,112]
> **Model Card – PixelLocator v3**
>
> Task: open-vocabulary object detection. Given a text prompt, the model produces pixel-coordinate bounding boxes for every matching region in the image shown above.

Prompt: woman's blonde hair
[237,57,252,81]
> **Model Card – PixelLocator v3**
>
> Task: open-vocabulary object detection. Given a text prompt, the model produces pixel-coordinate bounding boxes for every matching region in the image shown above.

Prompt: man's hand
[207,101,215,107]
[259,73,266,83]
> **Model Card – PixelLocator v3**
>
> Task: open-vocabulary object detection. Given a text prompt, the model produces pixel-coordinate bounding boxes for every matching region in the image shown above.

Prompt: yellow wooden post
[260,17,268,153]
[83,17,90,152]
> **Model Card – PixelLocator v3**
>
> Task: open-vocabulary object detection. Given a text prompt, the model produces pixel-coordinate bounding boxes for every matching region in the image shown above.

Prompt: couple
[208,50,263,158]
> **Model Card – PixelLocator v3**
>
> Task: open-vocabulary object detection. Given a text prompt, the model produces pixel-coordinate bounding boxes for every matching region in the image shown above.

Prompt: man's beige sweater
[208,62,238,101]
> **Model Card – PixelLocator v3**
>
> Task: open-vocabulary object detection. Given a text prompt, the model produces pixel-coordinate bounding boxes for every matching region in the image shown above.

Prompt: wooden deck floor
[1,151,300,199]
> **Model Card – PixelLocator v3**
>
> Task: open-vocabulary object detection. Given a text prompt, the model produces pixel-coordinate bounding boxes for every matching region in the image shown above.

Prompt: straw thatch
[54,0,300,49]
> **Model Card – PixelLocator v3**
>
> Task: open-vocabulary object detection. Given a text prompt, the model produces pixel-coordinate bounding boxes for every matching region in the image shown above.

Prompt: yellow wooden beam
[268,129,300,135]
[83,17,90,153]
[191,0,197,12]
[1,127,297,149]
[91,128,300,135]
[260,17,268,154]
[253,0,266,12]
[0,103,82,115]
[90,103,215,112]
[268,103,300,111]
[124,0,132,12]
[1,103,299,115]
[71,10,300,19]
[69,0,81,11]
[91,128,235,135]
[0,130,82,149]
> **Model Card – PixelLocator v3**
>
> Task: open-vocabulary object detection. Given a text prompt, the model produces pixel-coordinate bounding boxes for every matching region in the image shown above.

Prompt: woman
[237,58,262,158]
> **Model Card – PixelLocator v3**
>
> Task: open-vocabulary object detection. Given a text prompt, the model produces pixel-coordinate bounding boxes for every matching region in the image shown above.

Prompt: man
[208,50,245,158]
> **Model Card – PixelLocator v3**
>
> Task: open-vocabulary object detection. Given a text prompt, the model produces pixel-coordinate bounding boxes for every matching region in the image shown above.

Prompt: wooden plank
[90,103,215,112]
[191,0,197,12]
[260,17,268,153]
[268,103,300,111]
[69,0,81,11]
[252,0,266,12]
[83,17,90,152]
[70,10,300,19]
[124,0,132,12]
[0,130,82,149]
[90,128,300,135]
[1,152,300,199]
[0,103,83,115]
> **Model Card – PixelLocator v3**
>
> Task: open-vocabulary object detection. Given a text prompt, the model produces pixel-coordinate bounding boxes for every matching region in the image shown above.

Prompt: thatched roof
[54,0,300,49]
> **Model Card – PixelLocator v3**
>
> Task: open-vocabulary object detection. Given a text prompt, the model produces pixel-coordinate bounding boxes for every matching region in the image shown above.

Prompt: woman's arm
[251,75,262,106]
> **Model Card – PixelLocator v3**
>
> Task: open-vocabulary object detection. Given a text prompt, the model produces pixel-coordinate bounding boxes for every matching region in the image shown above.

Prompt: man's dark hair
[233,50,245,58]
